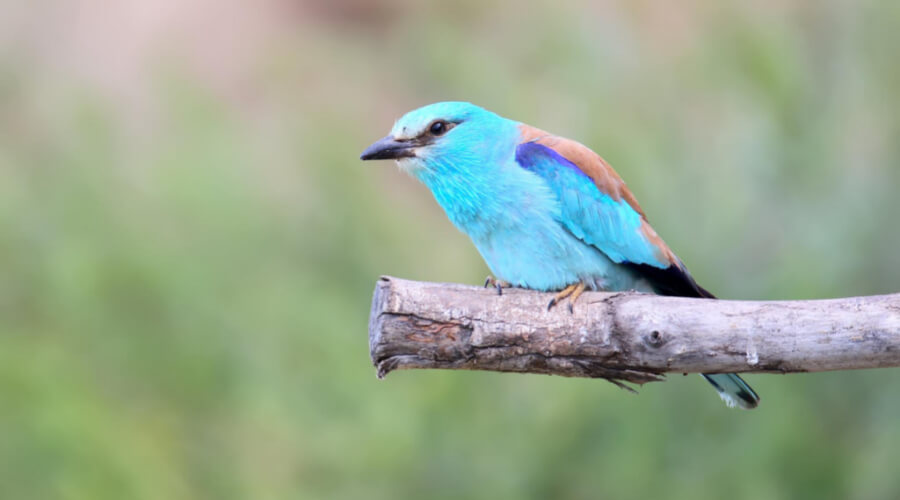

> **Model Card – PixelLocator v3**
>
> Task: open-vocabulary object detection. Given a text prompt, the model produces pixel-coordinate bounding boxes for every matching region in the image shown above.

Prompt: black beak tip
[360,136,416,161]
[359,146,376,161]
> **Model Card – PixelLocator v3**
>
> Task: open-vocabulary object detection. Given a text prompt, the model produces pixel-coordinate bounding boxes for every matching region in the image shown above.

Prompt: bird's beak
[360,136,417,161]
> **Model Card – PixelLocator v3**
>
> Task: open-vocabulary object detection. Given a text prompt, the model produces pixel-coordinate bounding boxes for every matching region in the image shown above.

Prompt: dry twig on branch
[368,276,900,388]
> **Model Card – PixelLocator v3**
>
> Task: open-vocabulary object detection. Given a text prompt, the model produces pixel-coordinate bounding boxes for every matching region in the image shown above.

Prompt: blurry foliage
[0,1,899,499]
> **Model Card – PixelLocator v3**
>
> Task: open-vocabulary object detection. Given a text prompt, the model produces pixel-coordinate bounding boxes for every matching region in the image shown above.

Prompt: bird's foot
[547,282,587,313]
[483,276,512,296]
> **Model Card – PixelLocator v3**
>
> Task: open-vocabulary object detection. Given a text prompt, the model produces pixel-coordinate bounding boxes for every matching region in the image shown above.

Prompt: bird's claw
[484,276,511,296]
[547,282,587,313]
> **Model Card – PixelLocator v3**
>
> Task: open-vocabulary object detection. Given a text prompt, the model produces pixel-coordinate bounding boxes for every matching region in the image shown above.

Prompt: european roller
[361,102,759,409]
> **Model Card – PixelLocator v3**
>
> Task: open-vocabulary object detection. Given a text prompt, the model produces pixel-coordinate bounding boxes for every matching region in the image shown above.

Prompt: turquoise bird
[361,102,759,409]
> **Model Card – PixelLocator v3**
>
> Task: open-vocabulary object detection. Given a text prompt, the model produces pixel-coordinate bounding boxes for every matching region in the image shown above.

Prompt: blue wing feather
[515,142,668,269]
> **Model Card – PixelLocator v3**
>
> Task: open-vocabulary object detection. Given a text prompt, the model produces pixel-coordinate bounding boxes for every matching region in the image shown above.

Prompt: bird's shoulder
[514,123,683,270]
[517,124,646,218]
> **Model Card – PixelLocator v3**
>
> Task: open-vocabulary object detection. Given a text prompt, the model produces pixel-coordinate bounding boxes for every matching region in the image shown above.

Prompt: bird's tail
[701,373,759,410]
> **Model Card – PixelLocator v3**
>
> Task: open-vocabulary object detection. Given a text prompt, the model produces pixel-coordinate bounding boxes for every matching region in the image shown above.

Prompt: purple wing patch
[515,142,590,180]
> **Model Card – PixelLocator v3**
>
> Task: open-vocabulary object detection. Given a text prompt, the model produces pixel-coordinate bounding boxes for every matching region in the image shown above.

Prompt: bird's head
[360,102,517,179]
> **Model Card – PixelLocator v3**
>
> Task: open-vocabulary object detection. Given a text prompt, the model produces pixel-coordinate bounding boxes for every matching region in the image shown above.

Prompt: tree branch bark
[368,276,900,387]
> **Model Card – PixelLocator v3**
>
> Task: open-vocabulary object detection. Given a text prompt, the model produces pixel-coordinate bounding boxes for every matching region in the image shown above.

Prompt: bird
[360,101,759,409]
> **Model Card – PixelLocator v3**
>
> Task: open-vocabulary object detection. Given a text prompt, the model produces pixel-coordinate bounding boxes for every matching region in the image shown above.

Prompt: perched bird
[361,102,759,409]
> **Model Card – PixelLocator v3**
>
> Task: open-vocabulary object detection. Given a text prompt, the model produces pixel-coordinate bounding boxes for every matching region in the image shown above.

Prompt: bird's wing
[515,124,712,298]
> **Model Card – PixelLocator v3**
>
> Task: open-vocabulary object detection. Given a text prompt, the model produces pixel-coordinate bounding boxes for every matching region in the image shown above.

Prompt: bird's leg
[566,282,586,313]
[547,282,587,312]
[484,276,512,296]
[547,283,577,310]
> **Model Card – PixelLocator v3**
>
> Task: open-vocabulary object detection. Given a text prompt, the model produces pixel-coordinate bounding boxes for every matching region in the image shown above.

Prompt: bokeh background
[2,1,900,499]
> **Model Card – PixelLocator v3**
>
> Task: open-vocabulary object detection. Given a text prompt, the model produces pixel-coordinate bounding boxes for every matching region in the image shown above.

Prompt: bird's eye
[428,120,450,136]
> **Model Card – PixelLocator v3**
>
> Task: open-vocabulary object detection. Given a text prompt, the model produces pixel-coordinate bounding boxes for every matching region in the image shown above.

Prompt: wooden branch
[369,276,900,386]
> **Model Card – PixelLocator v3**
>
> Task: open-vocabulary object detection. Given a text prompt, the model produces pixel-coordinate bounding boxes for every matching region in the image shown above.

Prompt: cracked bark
[368,276,900,387]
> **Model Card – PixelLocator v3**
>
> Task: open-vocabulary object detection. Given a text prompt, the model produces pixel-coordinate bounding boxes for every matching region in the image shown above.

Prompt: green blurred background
[1,1,899,499]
